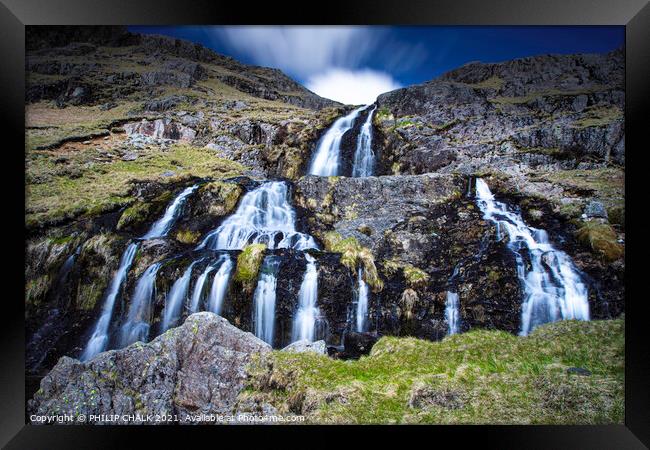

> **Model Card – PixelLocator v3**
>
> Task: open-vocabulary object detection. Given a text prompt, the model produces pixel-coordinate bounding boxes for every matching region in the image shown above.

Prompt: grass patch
[245,318,624,424]
[462,76,504,90]
[571,106,623,129]
[26,144,245,229]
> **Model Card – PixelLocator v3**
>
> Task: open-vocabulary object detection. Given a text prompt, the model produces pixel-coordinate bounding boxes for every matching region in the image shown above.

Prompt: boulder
[28,313,271,424]
[282,340,327,355]
[583,201,608,220]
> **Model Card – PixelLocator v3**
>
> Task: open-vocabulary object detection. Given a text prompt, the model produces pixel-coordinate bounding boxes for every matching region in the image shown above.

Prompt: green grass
[244,318,624,424]
[26,144,246,229]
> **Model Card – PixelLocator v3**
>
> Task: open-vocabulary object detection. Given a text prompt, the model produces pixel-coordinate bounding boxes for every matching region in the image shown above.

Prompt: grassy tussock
[323,231,383,292]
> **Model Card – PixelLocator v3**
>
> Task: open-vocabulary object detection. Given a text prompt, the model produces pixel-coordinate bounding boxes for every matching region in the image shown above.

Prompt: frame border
[2,0,647,447]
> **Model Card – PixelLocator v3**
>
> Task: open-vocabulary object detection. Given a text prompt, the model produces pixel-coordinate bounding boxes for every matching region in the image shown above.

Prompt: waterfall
[207,256,234,315]
[253,256,281,345]
[356,268,369,332]
[474,178,590,335]
[161,261,198,332]
[82,183,200,359]
[352,105,377,177]
[292,254,319,342]
[197,181,317,251]
[119,262,161,347]
[308,106,366,176]
[81,242,138,361]
[445,291,460,335]
[142,184,198,239]
[188,262,218,314]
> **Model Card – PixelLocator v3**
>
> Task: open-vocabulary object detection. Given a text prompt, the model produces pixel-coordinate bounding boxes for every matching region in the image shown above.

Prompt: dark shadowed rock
[341,332,379,359]
[28,313,271,424]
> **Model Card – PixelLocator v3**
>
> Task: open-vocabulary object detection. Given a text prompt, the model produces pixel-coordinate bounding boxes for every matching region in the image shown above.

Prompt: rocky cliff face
[374,51,624,218]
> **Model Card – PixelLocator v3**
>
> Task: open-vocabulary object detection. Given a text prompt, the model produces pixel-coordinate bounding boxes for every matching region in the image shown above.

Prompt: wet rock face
[28,313,271,423]
[293,174,525,339]
[25,232,127,375]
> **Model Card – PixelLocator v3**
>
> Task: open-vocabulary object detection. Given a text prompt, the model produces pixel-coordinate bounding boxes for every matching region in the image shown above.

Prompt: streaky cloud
[306,68,402,105]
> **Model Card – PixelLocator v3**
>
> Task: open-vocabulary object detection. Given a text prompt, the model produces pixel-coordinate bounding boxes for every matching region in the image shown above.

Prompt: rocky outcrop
[26,26,338,111]
[28,313,271,424]
[376,49,625,176]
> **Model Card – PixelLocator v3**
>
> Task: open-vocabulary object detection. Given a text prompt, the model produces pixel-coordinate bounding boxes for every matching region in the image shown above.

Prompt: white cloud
[211,26,377,79]
[306,68,402,105]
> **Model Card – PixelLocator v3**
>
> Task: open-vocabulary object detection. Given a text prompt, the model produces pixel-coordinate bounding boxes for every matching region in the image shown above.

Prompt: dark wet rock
[28,313,271,423]
[340,331,379,359]
[294,173,464,256]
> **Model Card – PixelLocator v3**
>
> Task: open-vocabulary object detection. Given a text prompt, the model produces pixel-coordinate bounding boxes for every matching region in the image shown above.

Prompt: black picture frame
[1,0,646,447]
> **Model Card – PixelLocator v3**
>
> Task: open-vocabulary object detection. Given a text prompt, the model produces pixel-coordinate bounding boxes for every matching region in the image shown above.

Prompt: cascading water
[292,254,319,342]
[352,105,377,177]
[308,106,366,176]
[254,256,281,345]
[445,291,460,335]
[197,181,317,251]
[142,184,199,239]
[474,178,590,335]
[207,256,234,315]
[161,261,198,332]
[356,268,369,332]
[81,184,199,360]
[118,262,162,347]
[81,242,138,361]
[189,262,218,314]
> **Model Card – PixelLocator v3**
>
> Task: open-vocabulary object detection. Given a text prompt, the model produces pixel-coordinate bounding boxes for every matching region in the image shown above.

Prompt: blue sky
[129,26,624,104]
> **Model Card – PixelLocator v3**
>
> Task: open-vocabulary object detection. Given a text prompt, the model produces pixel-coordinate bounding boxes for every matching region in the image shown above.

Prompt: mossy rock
[234,243,267,292]
[116,191,173,231]
[200,181,242,217]
[576,221,623,262]
[175,228,201,245]
[25,274,52,310]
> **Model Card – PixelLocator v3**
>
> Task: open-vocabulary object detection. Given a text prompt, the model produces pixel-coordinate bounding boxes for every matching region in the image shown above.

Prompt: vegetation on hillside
[243,318,624,424]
